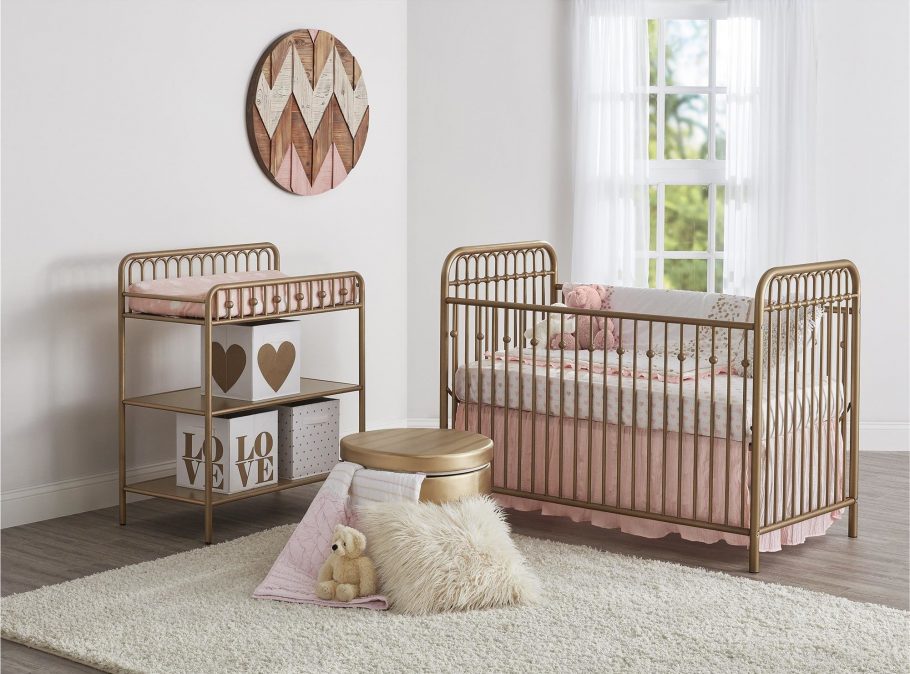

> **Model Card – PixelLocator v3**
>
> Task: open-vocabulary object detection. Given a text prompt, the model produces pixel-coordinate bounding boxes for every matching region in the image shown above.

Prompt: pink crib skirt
[455,403,842,552]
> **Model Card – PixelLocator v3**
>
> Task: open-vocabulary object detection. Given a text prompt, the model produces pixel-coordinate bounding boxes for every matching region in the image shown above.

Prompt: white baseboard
[3,418,905,529]
[860,422,910,452]
[1,460,175,529]
[0,418,417,529]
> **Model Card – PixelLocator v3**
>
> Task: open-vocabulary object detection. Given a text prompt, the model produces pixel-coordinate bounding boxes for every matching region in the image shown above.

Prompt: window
[647,9,727,292]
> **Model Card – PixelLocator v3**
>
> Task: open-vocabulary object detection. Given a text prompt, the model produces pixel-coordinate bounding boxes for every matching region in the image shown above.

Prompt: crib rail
[440,242,860,573]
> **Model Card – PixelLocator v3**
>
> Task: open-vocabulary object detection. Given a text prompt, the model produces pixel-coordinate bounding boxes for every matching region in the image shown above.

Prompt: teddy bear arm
[356,556,378,596]
[317,558,334,583]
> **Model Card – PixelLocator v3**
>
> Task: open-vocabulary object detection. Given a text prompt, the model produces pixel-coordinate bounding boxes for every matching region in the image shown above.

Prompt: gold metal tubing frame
[440,241,558,429]
[204,300,214,543]
[440,243,860,573]
[118,289,127,526]
[118,243,366,544]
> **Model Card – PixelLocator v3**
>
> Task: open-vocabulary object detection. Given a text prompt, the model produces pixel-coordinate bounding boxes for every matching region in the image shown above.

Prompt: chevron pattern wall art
[247,30,369,196]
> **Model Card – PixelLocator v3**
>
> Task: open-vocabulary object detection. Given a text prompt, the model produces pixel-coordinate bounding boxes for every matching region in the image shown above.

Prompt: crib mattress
[127,271,355,319]
[454,351,843,442]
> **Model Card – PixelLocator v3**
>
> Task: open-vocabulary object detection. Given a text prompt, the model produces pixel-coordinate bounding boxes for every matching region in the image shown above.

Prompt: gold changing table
[340,429,492,503]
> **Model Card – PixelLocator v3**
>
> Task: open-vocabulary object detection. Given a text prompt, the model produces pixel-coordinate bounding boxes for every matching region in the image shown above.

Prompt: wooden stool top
[339,428,493,474]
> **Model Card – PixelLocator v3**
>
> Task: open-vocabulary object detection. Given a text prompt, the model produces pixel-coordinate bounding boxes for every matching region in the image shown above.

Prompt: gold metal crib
[439,241,860,572]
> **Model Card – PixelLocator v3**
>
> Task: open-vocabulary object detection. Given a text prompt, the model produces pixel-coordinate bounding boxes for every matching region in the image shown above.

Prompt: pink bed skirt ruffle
[456,403,842,553]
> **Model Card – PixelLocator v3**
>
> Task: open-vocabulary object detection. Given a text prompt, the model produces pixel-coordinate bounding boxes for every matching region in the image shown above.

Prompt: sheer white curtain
[724,0,818,295]
[570,0,649,285]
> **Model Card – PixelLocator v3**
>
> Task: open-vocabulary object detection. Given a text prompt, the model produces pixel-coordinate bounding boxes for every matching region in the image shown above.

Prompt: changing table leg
[119,400,127,525]
[204,504,213,545]
[118,308,127,526]
[203,312,214,545]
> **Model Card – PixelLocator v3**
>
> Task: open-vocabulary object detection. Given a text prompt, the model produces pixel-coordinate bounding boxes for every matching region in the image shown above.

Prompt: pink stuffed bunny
[550,284,615,351]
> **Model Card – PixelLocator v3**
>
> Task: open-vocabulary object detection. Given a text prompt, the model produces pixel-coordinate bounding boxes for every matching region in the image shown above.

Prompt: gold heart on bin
[212,343,246,392]
[257,342,296,392]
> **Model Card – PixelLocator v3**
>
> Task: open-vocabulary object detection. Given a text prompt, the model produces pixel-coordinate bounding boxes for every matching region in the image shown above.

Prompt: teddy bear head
[330,524,367,558]
[564,285,603,310]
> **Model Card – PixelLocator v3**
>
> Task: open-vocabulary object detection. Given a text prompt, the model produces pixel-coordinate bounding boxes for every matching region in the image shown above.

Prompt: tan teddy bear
[315,524,378,602]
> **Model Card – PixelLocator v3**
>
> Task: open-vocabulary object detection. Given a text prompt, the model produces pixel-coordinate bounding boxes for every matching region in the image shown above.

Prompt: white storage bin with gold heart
[175,409,278,494]
[202,319,301,400]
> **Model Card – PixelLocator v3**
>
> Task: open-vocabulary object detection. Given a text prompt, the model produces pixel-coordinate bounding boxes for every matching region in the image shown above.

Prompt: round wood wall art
[247,29,369,195]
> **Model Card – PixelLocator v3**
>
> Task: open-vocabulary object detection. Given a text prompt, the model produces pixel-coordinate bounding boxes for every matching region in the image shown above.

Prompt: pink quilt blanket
[253,462,423,610]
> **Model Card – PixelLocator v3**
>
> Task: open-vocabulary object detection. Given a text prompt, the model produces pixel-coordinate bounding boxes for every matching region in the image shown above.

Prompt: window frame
[646,0,729,293]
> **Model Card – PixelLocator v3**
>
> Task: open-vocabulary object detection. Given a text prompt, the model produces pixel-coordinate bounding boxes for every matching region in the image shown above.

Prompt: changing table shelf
[124,474,329,506]
[124,377,361,416]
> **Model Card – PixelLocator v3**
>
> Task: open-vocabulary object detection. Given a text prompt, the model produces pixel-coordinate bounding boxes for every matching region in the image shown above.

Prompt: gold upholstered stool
[339,428,493,503]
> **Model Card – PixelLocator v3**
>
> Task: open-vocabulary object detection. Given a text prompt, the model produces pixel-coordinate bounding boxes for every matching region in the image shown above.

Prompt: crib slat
[660,322,670,515]
[616,318,624,509]
[545,308,552,497]
[572,319,583,500]
[646,322,654,514]
[602,317,609,507]
[800,275,809,517]
[709,328,716,524]
[559,313,566,499]
[741,329,749,528]
[503,308,510,491]
[632,321,638,510]
[517,309,524,491]
[692,328,711,521]
[587,319,595,504]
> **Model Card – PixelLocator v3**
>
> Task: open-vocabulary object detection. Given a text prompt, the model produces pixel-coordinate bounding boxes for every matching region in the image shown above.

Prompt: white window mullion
[656,183,665,289]
[661,251,712,260]
[707,182,717,292]
[656,19,666,161]
[708,19,717,163]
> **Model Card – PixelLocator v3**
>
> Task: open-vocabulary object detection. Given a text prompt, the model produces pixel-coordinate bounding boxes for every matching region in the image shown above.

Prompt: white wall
[815,0,910,450]
[1,0,408,526]
[407,0,573,422]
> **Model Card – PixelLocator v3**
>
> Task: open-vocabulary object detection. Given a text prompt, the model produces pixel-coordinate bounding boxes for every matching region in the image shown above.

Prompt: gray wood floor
[2,452,907,673]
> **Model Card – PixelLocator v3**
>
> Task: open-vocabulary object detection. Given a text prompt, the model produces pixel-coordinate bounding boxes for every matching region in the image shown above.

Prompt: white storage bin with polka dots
[276,397,340,479]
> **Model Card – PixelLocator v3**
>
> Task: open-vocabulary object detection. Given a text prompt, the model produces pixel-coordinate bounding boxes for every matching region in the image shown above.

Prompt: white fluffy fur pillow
[356,495,540,615]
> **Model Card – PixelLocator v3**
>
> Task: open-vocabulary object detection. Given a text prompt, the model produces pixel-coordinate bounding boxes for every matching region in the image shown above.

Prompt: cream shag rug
[2,525,907,674]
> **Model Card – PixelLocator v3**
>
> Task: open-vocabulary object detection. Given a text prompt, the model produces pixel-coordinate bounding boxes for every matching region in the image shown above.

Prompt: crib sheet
[453,350,843,442]
[127,271,356,319]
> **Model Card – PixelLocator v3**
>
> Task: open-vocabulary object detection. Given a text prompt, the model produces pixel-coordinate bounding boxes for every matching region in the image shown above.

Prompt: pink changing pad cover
[127,271,355,319]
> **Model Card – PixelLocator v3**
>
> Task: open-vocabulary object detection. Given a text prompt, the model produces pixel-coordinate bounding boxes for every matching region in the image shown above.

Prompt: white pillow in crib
[568,285,755,374]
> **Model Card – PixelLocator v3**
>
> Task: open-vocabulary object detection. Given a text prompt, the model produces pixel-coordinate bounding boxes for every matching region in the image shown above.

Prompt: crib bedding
[453,349,843,442]
[127,271,356,319]
[455,403,843,552]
